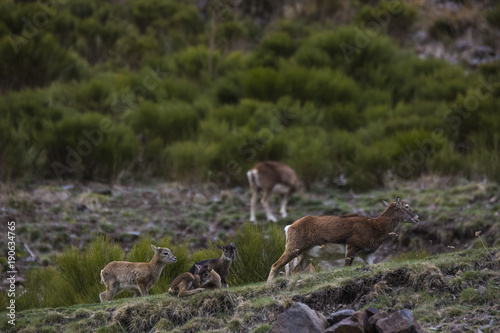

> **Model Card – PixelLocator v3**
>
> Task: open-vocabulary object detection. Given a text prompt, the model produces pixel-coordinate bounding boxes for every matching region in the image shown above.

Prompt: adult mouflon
[268,197,419,282]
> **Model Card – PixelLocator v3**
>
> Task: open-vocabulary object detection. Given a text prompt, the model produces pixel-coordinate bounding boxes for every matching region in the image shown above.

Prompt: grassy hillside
[2,249,498,332]
[0,177,498,313]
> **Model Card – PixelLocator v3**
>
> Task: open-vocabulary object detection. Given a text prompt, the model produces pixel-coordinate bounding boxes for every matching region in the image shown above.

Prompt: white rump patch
[251,169,261,187]
[272,183,290,194]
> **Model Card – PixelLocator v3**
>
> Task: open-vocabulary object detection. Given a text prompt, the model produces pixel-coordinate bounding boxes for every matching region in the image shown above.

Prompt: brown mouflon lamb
[100,245,176,302]
[168,264,221,297]
[189,242,237,288]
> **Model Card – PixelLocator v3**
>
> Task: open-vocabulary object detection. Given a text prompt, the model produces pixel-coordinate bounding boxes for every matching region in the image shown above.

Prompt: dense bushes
[2,0,500,188]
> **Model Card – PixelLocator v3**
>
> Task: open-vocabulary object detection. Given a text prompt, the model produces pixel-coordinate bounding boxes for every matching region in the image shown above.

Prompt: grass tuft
[43,311,64,324]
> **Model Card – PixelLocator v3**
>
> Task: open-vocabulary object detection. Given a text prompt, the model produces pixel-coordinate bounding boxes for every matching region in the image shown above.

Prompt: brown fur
[247,161,298,222]
[100,245,176,302]
[268,197,419,282]
[188,242,236,288]
[200,268,222,290]
[168,265,221,297]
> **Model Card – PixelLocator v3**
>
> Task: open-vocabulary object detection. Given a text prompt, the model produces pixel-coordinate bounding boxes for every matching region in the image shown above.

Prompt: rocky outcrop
[268,302,328,333]
[269,303,424,333]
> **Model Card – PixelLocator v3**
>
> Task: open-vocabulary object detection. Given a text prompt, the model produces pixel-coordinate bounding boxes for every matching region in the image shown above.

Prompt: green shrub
[304,68,360,105]
[169,4,203,34]
[348,140,394,190]
[43,113,139,181]
[115,28,160,68]
[174,45,219,79]
[16,266,74,310]
[354,1,417,39]
[214,74,243,104]
[0,120,29,179]
[68,0,95,19]
[242,67,279,101]
[155,77,200,102]
[75,77,113,113]
[486,3,500,29]
[466,135,500,183]
[285,127,330,189]
[54,236,124,304]
[127,101,199,144]
[292,45,331,68]
[74,16,124,64]
[427,142,466,176]
[0,33,89,91]
[163,140,215,181]
[127,0,178,32]
[229,223,286,286]
[216,21,247,51]
[253,31,295,67]
[17,236,123,311]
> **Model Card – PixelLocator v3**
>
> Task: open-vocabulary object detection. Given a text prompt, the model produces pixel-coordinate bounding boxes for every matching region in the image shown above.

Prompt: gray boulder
[269,302,328,333]
[326,309,356,326]
[376,310,422,333]
[325,317,364,333]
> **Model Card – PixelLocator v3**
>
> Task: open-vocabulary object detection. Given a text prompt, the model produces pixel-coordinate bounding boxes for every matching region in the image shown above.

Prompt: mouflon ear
[217,244,224,250]
[151,245,157,252]
[382,200,390,207]
[396,196,402,208]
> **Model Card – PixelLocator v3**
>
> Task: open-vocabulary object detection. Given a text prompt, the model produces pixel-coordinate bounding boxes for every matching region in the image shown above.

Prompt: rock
[74,203,88,212]
[326,309,356,325]
[325,318,364,333]
[352,311,370,328]
[413,30,428,44]
[368,312,389,326]
[477,286,487,296]
[365,307,380,317]
[376,310,422,333]
[455,40,471,52]
[268,302,328,333]
[368,311,389,332]
[93,189,112,196]
[473,46,495,59]
[400,309,414,326]
[480,318,494,330]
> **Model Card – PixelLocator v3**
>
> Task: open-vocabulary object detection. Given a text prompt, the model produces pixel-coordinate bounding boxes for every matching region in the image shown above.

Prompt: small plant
[93,310,112,326]
[43,311,64,324]
[74,308,92,319]
[390,249,430,262]
[226,318,244,332]
[475,231,490,254]
[250,324,272,333]
[230,223,286,285]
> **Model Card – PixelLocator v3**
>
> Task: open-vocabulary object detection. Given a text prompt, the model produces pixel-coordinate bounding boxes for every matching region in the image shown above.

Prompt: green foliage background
[1,0,500,189]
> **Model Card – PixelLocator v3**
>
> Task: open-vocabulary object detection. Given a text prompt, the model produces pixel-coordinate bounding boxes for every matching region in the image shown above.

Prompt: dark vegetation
[1,0,500,189]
